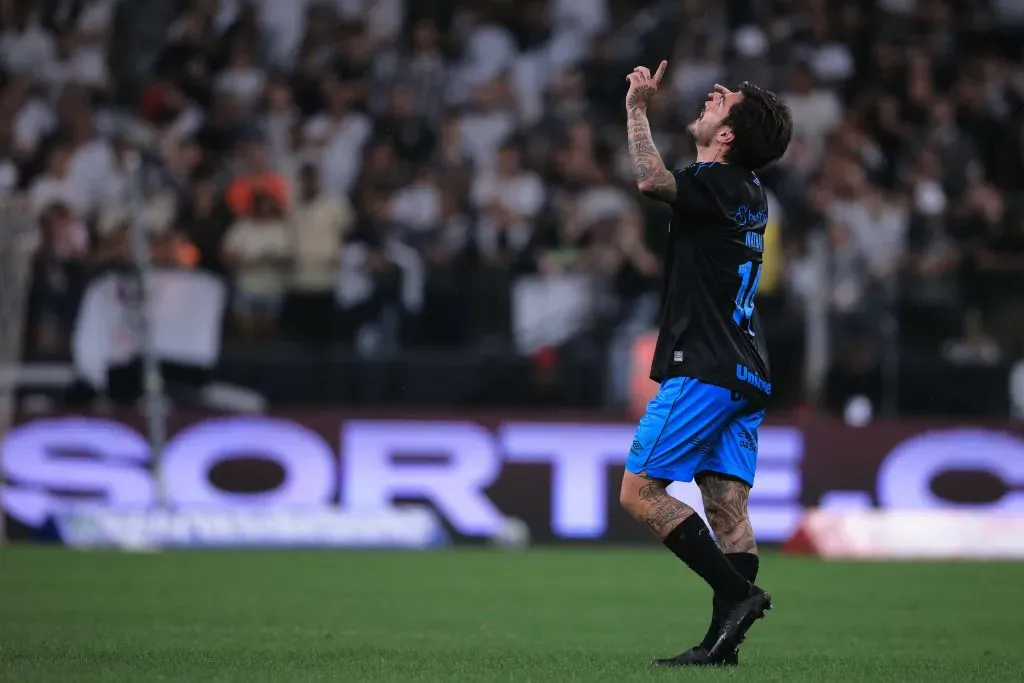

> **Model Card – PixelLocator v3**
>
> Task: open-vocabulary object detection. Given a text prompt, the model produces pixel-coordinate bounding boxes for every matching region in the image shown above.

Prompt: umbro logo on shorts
[630,440,643,455]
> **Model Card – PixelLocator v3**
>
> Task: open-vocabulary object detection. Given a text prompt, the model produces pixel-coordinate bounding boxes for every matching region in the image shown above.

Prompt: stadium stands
[2,0,1022,416]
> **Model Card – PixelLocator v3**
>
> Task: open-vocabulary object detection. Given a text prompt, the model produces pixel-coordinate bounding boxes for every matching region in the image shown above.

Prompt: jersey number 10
[732,260,761,336]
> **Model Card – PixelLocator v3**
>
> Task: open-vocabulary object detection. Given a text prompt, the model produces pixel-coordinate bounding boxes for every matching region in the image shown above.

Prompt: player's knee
[619,471,642,516]
[619,470,666,519]
[619,479,637,516]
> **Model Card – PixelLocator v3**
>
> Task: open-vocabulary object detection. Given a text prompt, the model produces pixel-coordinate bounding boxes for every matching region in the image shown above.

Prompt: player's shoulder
[673,162,763,207]
[675,161,758,186]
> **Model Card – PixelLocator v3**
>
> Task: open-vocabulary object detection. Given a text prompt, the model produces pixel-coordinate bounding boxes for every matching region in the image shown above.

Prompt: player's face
[688,91,742,146]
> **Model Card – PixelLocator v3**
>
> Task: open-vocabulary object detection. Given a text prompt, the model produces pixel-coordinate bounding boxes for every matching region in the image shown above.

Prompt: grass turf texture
[1,547,1022,682]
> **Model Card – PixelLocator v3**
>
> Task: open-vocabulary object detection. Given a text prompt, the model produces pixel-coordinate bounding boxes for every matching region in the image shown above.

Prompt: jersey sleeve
[671,162,731,218]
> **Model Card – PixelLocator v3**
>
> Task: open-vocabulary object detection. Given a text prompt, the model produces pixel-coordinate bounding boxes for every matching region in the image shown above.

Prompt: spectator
[3,0,1023,417]
[432,114,473,191]
[781,61,842,170]
[374,86,436,170]
[337,191,423,355]
[603,209,661,408]
[29,139,87,216]
[213,36,266,110]
[26,202,88,354]
[669,33,726,117]
[419,188,474,347]
[825,220,872,333]
[195,93,248,157]
[390,166,443,239]
[573,147,636,231]
[225,135,290,218]
[356,139,401,196]
[41,29,103,97]
[0,119,20,195]
[284,162,353,344]
[470,139,544,264]
[261,76,299,164]
[0,3,56,80]
[459,79,518,172]
[179,166,231,273]
[374,18,447,122]
[977,207,1024,353]
[69,0,116,84]
[58,86,117,215]
[942,309,1002,366]
[303,78,371,199]
[222,190,293,342]
[8,77,56,163]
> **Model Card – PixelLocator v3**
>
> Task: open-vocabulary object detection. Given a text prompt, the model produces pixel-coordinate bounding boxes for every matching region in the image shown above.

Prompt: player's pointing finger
[653,60,668,85]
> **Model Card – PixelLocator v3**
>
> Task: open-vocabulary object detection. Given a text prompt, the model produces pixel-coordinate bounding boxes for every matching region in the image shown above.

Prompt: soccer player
[617,60,793,667]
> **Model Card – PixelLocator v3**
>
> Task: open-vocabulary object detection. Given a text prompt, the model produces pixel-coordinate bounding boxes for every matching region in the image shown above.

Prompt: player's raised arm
[625,60,676,203]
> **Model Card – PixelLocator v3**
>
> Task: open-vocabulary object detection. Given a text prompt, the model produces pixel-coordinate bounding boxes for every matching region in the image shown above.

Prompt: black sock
[698,553,759,650]
[662,516,751,603]
[727,552,759,584]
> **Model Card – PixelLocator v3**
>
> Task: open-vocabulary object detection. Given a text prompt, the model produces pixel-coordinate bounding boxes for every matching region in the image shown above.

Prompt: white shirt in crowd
[510,50,549,126]
[74,0,116,35]
[263,108,299,164]
[47,0,113,89]
[671,58,727,105]
[223,219,293,297]
[214,67,267,109]
[459,110,516,172]
[457,22,517,92]
[252,0,308,67]
[797,42,855,83]
[471,169,545,255]
[13,98,57,157]
[390,181,443,233]
[303,112,372,199]
[336,0,404,45]
[783,88,843,168]
[551,0,609,38]
[470,170,545,220]
[574,184,636,228]
[43,48,109,96]
[70,139,117,208]
[829,198,909,276]
[0,158,18,195]
[29,172,90,216]
[0,22,56,79]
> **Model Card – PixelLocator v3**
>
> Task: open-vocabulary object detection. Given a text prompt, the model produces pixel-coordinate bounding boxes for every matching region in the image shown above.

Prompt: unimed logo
[735,364,772,396]
[2,417,1024,542]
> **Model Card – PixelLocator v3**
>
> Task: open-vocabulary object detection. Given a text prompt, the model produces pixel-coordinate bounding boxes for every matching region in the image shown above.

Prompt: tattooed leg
[619,470,695,538]
[697,472,757,555]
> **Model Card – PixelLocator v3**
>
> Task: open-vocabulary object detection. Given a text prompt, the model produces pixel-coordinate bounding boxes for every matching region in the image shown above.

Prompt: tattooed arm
[624,61,677,203]
[627,105,677,202]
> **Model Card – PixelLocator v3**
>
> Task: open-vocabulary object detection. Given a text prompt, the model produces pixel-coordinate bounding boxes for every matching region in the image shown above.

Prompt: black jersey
[649,161,772,404]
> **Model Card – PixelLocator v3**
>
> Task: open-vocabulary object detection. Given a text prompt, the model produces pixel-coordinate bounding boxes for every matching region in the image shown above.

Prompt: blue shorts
[626,377,765,486]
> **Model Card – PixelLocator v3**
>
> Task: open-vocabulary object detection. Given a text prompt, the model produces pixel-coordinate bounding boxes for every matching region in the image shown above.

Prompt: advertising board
[3,413,1023,546]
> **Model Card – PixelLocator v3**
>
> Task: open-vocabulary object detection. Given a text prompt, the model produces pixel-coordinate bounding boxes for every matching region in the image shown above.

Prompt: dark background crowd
[3,0,1023,417]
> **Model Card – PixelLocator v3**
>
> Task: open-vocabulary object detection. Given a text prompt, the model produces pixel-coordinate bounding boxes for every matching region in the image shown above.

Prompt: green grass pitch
[1,546,1022,682]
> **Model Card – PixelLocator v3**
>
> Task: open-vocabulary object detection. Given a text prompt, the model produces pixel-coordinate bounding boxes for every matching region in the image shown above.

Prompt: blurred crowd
[2,0,1024,410]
